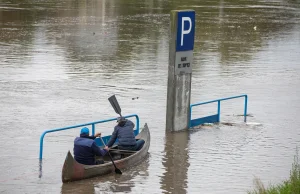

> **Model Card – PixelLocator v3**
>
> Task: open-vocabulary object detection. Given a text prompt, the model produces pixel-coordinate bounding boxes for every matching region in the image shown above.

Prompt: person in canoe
[105,117,145,151]
[74,127,109,165]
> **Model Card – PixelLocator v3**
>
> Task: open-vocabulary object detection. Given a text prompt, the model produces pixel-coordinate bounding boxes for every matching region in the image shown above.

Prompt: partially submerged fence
[190,94,248,128]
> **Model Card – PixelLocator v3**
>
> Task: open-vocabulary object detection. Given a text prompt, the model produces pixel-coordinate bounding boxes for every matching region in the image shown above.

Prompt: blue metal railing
[39,114,139,160]
[190,94,248,127]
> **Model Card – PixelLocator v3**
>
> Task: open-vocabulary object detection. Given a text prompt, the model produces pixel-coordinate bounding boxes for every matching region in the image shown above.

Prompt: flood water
[1,0,300,193]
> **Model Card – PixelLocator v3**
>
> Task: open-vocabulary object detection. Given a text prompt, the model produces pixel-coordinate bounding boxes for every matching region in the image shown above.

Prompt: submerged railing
[39,114,139,160]
[190,94,248,128]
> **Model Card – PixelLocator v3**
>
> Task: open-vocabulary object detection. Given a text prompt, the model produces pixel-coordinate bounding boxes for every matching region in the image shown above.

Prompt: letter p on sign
[181,17,192,46]
[176,11,195,52]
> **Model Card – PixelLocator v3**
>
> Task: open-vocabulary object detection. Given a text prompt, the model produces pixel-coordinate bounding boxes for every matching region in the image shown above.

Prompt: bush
[248,148,300,194]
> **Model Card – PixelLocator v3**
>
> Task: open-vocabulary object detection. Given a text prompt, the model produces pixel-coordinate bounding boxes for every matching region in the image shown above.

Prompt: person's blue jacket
[107,119,136,147]
[73,134,107,165]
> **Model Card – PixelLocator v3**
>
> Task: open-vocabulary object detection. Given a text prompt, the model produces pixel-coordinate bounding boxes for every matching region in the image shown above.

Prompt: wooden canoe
[61,123,150,183]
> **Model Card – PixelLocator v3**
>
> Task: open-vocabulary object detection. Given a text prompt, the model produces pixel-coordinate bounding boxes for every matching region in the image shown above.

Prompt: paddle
[100,137,122,174]
[105,95,123,174]
[108,95,122,117]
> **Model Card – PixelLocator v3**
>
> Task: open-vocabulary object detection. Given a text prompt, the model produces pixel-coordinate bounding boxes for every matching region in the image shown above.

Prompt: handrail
[39,114,139,160]
[190,94,248,127]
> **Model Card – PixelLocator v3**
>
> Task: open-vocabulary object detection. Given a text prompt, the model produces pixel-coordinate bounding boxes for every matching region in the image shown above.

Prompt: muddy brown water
[0,0,300,193]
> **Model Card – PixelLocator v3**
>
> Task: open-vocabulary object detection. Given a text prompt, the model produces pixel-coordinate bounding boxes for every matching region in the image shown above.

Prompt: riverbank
[248,149,300,194]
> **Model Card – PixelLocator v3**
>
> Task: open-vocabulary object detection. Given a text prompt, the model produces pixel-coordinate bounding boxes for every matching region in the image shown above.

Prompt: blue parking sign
[176,11,195,51]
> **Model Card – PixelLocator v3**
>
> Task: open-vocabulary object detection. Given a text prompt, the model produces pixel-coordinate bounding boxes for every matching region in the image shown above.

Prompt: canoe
[61,123,150,183]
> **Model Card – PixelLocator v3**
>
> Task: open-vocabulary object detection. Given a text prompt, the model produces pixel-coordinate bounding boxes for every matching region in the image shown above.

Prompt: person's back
[74,127,107,165]
[106,118,145,151]
[114,119,136,147]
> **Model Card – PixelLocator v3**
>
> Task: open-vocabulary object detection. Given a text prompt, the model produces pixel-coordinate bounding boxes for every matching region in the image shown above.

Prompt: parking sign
[174,10,195,75]
[176,11,195,52]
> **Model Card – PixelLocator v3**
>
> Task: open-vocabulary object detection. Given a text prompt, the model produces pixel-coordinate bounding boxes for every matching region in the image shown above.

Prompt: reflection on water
[0,0,300,193]
[61,156,150,194]
[1,0,299,70]
[39,160,42,178]
[161,131,190,194]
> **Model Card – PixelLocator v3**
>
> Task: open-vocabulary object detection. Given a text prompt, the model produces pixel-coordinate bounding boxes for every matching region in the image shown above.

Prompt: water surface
[0,0,300,193]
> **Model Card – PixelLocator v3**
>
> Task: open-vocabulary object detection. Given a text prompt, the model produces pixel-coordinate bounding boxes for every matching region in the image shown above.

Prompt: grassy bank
[248,148,300,194]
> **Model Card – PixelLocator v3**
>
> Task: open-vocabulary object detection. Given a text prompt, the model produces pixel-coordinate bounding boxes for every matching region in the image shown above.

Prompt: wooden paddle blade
[108,95,122,115]
[115,168,122,174]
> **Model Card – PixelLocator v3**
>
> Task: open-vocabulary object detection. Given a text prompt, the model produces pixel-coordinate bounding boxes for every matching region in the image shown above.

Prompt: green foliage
[248,148,300,194]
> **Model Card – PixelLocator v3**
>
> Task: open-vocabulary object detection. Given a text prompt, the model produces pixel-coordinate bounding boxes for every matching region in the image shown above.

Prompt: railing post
[92,124,95,136]
[135,115,140,133]
[189,105,192,128]
[217,100,221,122]
[39,132,46,160]
[244,95,248,122]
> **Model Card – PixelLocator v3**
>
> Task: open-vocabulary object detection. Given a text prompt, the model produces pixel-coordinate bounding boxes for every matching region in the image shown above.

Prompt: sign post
[166,10,195,132]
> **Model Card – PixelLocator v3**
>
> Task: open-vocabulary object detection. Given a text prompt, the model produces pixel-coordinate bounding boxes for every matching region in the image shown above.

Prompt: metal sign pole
[166,10,195,132]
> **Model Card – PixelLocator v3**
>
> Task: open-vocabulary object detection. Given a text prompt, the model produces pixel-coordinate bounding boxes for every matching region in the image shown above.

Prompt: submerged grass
[248,148,300,194]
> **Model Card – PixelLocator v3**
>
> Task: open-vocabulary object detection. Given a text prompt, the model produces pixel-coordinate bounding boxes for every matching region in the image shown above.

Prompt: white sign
[175,51,193,75]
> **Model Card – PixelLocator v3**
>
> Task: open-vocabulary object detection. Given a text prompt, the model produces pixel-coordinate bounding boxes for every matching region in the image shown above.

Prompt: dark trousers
[118,139,145,151]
